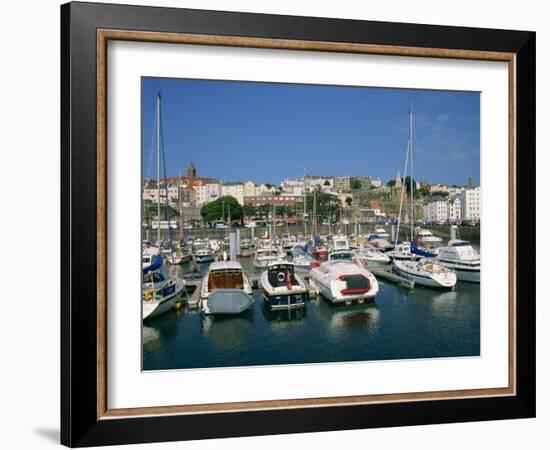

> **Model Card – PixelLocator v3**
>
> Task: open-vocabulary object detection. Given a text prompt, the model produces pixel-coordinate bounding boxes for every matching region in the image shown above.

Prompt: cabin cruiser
[435,239,480,282]
[355,244,391,268]
[393,258,457,288]
[366,228,393,250]
[195,246,215,263]
[199,261,254,315]
[253,247,283,268]
[415,228,443,246]
[142,267,185,320]
[309,249,379,305]
[260,261,309,309]
[330,234,350,252]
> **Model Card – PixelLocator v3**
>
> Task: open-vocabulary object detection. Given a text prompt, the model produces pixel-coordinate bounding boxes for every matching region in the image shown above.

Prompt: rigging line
[145,99,157,182]
[411,114,425,185]
[396,133,410,244]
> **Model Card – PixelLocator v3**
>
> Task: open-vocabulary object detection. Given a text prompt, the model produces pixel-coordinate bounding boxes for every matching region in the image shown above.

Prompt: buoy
[173,301,182,310]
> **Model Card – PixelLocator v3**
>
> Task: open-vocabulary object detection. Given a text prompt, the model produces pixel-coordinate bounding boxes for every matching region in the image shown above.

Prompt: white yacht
[199,261,254,314]
[309,249,379,305]
[415,228,443,246]
[436,239,480,282]
[355,244,391,268]
[292,253,315,271]
[394,258,457,288]
[366,228,393,250]
[253,247,283,268]
[195,246,215,263]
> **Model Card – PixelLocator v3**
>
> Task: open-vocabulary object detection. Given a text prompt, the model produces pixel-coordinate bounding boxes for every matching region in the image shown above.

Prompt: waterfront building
[280,178,305,196]
[180,204,202,226]
[221,182,245,205]
[194,182,220,206]
[304,175,335,192]
[371,177,382,188]
[334,176,351,192]
[458,187,481,222]
[244,194,302,208]
[448,196,462,221]
[423,200,448,223]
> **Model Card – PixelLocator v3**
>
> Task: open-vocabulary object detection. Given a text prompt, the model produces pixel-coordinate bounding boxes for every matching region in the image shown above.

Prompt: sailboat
[142,93,185,320]
[391,109,457,289]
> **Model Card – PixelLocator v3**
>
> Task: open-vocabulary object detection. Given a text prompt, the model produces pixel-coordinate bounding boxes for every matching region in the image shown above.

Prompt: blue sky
[142,77,480,186]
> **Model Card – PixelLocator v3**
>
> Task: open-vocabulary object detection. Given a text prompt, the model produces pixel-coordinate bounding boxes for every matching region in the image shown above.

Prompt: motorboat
[253,247,283,268]
[330,234,350,252]
[393,258,457,288]
[195,246,215,263]
[309,251,379,305]
[386,242,422,261]
[366,228,393,250]
[354,244,391,269]
[435,239,480,282]
[199,261,254,315]
[260,261,309,309]
[415,228,443,245]
[292,253,315,271]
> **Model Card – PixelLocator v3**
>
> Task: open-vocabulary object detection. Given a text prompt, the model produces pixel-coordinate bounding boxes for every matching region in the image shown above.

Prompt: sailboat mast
[156,93,161,245]
[409,108,414,240]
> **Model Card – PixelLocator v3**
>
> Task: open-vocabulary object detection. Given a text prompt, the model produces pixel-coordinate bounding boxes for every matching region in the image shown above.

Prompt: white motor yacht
[436,239,480,282]
[355,244,391,268]
[253,247,283,268]
[309,249,379,305]
[199,261,254,315]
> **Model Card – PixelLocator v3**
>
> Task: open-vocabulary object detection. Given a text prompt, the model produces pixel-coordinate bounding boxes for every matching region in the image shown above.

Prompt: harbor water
[142,253,480,371]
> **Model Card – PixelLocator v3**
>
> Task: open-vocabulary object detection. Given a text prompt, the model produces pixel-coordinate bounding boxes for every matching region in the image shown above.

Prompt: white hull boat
[142,273,185,320]
[195,247,215,263]
[253,248,283,268]
[200,261,253,315]
[355,245,391,268]
[309,251,379,305]
[436,239,480,282]
[394,258,457,288]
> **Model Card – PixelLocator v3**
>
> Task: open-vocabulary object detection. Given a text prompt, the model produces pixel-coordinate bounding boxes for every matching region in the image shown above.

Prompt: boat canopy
[143,254,162,275]
[410,241,437,258]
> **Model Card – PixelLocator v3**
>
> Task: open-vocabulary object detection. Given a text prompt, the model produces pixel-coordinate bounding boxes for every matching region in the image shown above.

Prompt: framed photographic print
[60,1,536,447]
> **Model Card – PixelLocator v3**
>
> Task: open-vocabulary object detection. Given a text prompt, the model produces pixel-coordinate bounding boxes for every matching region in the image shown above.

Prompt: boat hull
[142,279,185,320]
[262,291,308,309]
[195,255,214,263]
[437,264,480,282]
[202,289,254,315]
[394,263,457,288]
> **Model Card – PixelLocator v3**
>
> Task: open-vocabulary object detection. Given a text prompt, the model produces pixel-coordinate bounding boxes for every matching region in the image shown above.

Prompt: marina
[143,244,480,371]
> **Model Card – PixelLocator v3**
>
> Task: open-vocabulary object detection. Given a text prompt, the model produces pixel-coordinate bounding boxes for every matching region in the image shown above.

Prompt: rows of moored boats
[141,225,480,320]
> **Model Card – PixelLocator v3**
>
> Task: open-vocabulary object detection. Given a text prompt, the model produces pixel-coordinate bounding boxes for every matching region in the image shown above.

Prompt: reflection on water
[143,256,480,370]
[201,313,253,349]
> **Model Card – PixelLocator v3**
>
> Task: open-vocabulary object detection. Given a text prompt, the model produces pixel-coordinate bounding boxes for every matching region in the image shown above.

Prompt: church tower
[187,162,196,180]
[395,169,403,188]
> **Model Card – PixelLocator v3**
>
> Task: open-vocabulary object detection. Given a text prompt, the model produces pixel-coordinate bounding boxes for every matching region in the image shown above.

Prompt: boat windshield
[330,252,353,261]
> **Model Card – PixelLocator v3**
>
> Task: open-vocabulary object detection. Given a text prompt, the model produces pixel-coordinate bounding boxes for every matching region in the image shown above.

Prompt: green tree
[350,178,362,190]
[143,203,179,219]
[345,197,353,208]
[200,196,242,224]
[243,204,257,217]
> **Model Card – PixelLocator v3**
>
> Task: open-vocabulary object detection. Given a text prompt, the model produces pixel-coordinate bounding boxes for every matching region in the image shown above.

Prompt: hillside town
[142,162,481,229]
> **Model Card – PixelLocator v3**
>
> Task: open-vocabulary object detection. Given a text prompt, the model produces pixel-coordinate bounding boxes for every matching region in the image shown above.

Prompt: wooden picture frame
[61,1,535,447]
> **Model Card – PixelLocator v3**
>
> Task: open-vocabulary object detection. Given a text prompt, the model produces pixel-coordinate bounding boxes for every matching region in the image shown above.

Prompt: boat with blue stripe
[260,261,309,309]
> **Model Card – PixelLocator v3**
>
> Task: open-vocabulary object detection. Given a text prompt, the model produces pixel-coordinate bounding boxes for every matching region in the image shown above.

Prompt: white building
[423,200,448,223]
[194,182,220,206]
[448,197,462,221]
[458,187,481,222]
[304,176,334,192]
[220,182,245,205]
[280,178,305,196]
[371,177,382,188]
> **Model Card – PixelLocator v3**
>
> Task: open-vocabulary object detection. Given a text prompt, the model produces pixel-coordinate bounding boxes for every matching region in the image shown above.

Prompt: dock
[371,266,415,289]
